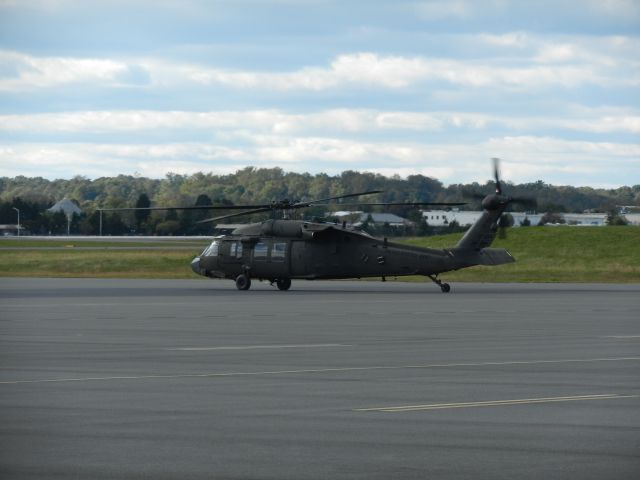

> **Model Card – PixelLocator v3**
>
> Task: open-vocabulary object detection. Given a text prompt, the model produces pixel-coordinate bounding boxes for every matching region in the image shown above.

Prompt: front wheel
[276,278,291,291]
[235,274,251,290]
[440,283,451,293]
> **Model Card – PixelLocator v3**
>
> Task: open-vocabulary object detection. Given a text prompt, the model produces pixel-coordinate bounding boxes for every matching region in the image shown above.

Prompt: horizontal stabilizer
[476,248,515,266]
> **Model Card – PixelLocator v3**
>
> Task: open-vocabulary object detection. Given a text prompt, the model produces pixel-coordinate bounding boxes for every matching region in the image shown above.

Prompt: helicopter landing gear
[276,278,292,291]
[235,274,251,290]
[428,275,451,293]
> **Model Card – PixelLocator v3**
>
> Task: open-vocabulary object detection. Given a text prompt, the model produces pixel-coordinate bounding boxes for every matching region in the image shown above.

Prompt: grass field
[0,227,638,282]
[0,238,208,248]
[401,226,640,283]
[0,237,209,279]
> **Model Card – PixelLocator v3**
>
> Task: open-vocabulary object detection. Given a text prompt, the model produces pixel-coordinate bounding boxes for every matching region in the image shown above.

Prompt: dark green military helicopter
[106,160,533,292]
[191,160,535,292]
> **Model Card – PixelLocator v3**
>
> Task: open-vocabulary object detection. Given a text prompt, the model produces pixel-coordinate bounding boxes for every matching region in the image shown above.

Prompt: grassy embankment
[0,238,209,279]
[0,227,638,282]
[401,226,640,283]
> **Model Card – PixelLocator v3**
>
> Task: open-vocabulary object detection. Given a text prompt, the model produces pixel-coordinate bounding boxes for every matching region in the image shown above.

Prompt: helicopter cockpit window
[271,242,287,262]
[254,242,268,260]
[236,242,243,258]
[203,240,219,257]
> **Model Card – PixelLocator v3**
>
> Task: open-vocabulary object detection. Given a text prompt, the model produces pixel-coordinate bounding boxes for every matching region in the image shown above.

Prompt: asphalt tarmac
[1,278,639,479]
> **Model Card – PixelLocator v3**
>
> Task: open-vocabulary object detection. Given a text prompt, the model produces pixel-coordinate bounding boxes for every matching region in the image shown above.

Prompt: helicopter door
[221,240,244,272]
[267,240,289,278]
[290,240,308,277]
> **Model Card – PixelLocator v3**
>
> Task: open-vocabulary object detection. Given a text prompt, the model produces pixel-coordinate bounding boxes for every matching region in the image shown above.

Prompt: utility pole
[12,207,20,237]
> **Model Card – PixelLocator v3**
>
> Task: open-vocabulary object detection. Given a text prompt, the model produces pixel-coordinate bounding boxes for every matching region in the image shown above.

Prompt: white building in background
[422,209,606,227]
[329,208,636,228]
[327,211,414,227]
[562,213,607,226]
[355,213,414,227]
[622,213,640,225]
[422,209,482,227]
[510,212,544,226]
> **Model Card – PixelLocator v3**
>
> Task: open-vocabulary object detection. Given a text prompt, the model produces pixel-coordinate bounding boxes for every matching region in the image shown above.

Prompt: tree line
[1,167,638,236]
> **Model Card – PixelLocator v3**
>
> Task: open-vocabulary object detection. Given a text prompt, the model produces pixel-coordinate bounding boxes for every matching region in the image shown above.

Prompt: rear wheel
[276,278,291,291]
[235,274,251,290]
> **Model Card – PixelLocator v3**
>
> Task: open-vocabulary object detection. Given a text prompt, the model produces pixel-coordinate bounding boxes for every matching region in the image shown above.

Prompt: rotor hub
[482,194,510,211]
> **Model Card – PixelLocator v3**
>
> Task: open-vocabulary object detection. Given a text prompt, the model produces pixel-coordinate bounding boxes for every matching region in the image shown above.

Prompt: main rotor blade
[98,204,272,212]
[510,196,538,209]
[100,191,385,214]
[320,201,467,207]
[300,190,383,206]
[196,207,274,224]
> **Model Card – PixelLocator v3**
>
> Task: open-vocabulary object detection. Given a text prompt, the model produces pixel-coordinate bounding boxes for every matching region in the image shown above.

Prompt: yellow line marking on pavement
[355,394,640,412]
[168,344,352,351]
[1,357,639,385]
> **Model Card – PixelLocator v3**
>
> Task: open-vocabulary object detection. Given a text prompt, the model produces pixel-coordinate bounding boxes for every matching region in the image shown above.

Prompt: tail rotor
[480,158,537,239]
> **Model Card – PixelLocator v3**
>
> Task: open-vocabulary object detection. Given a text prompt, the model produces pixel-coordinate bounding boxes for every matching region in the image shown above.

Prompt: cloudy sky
[0,0,638,187]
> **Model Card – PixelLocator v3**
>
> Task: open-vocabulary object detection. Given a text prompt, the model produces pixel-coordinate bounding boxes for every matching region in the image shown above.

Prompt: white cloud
[483,136,640,185]
[2,135,638,188]
[3,45,637,93]
[182,54,616,90]
[534,44,577,63]
[0,50,150,91]
[2,108,639,136]
[175,46,640,90]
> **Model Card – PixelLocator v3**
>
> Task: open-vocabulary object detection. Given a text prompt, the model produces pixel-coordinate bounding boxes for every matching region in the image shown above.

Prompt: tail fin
[455,208,504,251]
[451,206,514,270]
[455,158,531,252]
[475,247,515,265]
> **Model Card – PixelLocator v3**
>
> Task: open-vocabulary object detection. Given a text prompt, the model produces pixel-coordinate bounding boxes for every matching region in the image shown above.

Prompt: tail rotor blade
[510,196,537,209]
[492,157,502,195]
[497,214,509,239]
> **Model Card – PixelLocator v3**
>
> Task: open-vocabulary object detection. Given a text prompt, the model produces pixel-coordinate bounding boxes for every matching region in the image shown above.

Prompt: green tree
[538,212,565,225]
[134,193,151,233]
[606,209,628,226]
[155,220,180,235]
[188,194,214,235]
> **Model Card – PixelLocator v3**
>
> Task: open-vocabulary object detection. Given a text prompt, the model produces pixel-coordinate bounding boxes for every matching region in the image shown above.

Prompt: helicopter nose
[191,257,202,276]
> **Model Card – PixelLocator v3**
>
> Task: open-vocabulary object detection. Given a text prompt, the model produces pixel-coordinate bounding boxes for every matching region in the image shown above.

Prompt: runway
[1,278,639,479]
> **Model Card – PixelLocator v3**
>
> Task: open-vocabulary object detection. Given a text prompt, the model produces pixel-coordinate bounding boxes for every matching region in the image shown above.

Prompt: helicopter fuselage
[190,219,494,285]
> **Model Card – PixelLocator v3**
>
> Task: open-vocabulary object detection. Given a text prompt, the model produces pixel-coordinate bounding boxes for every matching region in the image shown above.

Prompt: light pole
[12,207,20,237]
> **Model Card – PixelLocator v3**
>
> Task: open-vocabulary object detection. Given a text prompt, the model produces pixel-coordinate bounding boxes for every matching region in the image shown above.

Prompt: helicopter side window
[271,242,287,262]
[230,243,237,257]
[236,242,243,258]
[254,242,268,260]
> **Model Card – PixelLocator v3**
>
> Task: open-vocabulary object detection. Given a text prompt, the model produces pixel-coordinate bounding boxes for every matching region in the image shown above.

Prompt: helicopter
[191,160,534,293]
[102,160,534,293]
